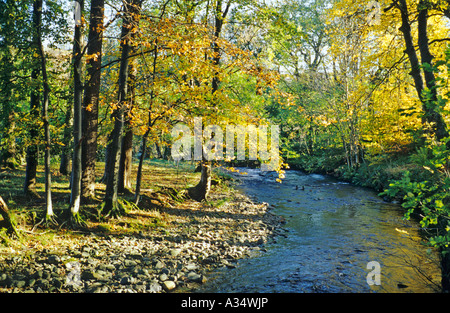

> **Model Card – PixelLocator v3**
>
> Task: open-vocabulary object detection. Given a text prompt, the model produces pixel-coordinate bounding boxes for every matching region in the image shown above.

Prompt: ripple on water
[199,169,442,293]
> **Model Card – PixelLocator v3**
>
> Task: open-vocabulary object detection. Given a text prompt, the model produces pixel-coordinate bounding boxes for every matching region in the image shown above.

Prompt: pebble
[0,192,284,293]
[170,249,182,257]
[162,280,176,291]
[186,272,203,283]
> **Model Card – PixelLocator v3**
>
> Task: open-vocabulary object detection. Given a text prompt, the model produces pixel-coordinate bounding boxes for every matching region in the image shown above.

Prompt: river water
[199,168,442,293]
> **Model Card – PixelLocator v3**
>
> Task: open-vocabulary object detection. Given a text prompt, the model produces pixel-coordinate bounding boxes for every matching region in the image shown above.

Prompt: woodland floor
[0,159,285,293]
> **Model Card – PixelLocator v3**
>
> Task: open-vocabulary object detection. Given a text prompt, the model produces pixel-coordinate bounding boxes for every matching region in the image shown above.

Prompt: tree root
[32,213,58,230]
[60,212,87,230]
[101,199,127,219]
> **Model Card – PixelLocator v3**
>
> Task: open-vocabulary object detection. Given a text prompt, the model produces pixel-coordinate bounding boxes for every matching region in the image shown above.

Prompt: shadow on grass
[1,160,281,252]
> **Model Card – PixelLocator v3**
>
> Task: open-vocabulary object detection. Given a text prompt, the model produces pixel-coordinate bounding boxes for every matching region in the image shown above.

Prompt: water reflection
[199,169,441,293]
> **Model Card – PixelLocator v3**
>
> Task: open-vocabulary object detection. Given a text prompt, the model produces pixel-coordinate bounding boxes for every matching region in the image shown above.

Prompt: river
[198,168,442,293]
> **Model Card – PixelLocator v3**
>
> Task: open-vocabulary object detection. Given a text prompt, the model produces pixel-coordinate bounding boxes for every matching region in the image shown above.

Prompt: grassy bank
[0,159,199,248]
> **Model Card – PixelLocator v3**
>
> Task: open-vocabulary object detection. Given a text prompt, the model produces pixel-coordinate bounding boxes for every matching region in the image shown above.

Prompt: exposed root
[60,211,87,230]
[119,198,140,211]
[101,199,127,219]
[33,213,58,230]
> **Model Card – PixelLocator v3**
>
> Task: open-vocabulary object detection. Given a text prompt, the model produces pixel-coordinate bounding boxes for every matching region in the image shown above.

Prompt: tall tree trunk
[417,0,449,141]
[103,0,141,216]
[135,42,158,205]
[36,0,53,221]
[118,55,137,193]
[68,0,84,226]
[81,0,105,202]
[397,0,425,106]
[189,0,231,202]
[397,0,449,141]
[27,0,54,221]
[0,1,16,170]
[155,142,163,158]
[23,86,39,196]
[24,0,42,197]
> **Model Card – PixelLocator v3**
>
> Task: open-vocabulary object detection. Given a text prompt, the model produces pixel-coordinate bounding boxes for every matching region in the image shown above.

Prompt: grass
[0,158,227,254]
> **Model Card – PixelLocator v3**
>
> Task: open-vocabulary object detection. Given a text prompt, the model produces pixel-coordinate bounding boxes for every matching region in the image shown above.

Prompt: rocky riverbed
[0,189,285,293]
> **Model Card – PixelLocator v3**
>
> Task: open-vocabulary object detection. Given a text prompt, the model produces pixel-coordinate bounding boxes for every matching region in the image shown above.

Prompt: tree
[134,40,159,205]
[118,4,141,194]
[188,0,232,202]
[23,0,42,196]
[395,0,449,142]
[0,0,23,170]
[103,0,142,217]
[67,0,85,227]
[35,0,54,222]
[81,0,105,202]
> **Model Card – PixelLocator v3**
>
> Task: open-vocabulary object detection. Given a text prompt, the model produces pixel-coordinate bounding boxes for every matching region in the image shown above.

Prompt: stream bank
[0,181,285,293]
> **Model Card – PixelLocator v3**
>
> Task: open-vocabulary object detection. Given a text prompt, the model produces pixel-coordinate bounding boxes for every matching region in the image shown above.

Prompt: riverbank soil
[0,160,284,293]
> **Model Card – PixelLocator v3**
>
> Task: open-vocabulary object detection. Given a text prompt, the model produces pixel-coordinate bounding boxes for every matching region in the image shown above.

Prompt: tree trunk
[134,134,147,205]
[397,0,425,100]
[0,196,18,238]
[101,132,112,184]
[81,0,105,202]
[68,0,84,226]
[103,109,124,216]
[189,0,231,202]
[24,59,40,193]
[416,1,449,141]
[155,142,163,159]
[59,103,73,176]
[23,120,39,196]
[36,4,54,220]
[1,111,17,169]
[36,0,53,221]
[134,42,158,205]
[118,125,133,193]
[397,0,449,141]
[188,160,211,201]
[0,2,16,170]
[103,0,141,216]
[118,59,137,193]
